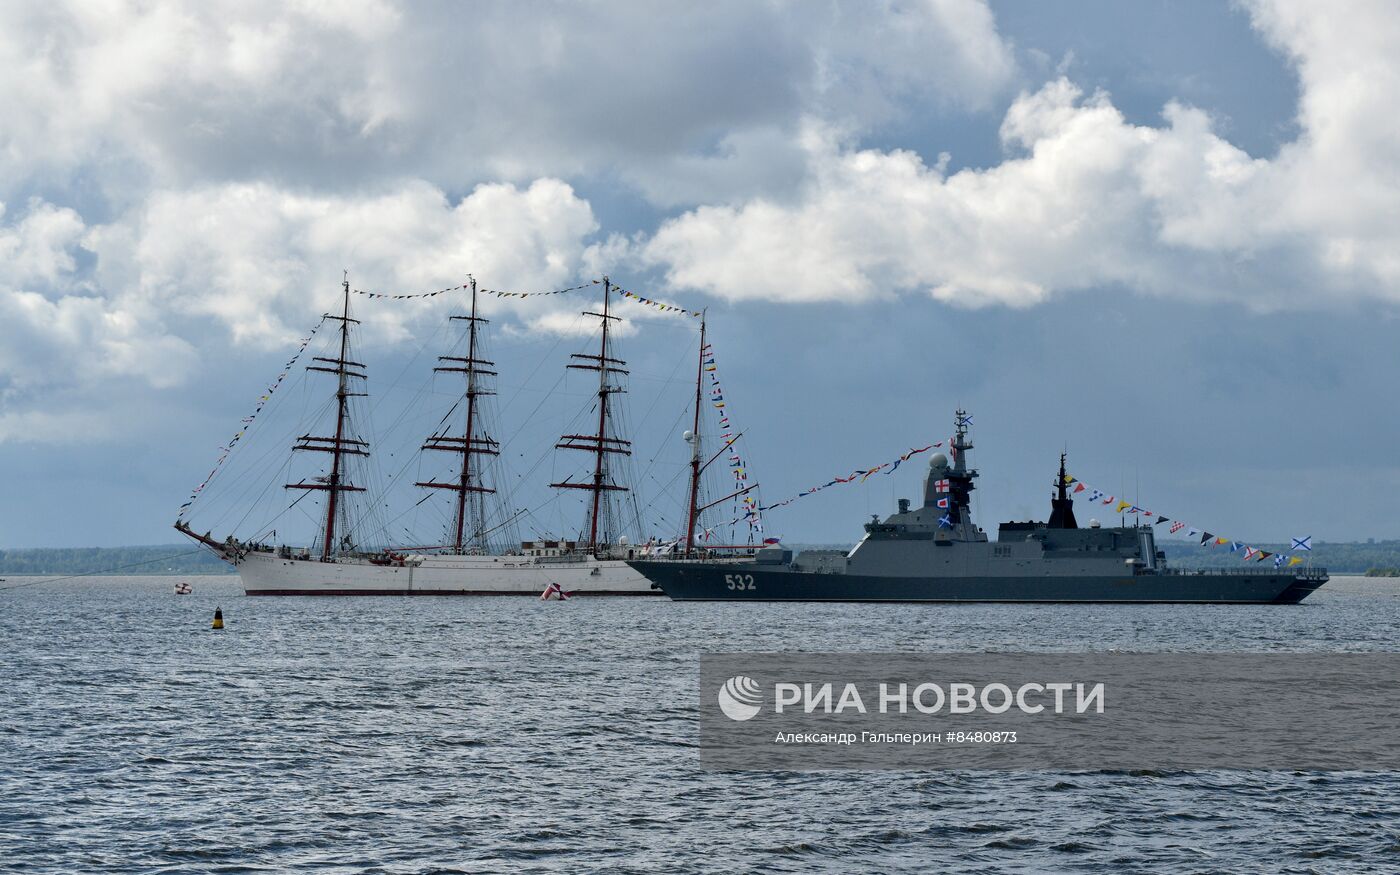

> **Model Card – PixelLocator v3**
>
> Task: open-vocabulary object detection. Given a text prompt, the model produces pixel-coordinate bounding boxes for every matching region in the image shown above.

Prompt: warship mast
[415,277,501,553]
[684,313,707,554]
[1047,451,1079,529]
[551,277,631,555]
[285,275,368,561]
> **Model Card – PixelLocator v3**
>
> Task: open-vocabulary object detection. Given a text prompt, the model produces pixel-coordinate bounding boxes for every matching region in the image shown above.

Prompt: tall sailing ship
[177,276,751,595]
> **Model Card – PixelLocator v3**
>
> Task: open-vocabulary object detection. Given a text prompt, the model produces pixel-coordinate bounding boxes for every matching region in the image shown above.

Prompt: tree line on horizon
[1,539,1398,577]
[0,545,233,576]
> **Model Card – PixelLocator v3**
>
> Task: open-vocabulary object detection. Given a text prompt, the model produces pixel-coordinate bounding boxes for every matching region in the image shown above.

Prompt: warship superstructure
[628,412,1329,604]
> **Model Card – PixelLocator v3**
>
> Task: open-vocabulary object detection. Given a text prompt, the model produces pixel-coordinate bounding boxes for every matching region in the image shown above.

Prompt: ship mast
[684,313,706,554]
[1048,451,1079,529]
[551,277,631,555]
[415,277,500,553]
[286,275,368,561]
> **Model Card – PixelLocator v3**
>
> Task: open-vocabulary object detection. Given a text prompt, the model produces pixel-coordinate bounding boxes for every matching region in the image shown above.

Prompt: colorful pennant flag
[354,278,602,300]
[1067,473,1313,572]
[177,317,327,520]
[754,442,944,515]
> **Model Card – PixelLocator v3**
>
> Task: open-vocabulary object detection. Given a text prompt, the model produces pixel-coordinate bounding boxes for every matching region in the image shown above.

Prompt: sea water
[2,575,1397,873]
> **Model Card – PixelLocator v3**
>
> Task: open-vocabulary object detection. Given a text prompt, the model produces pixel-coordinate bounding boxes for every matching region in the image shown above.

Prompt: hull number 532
[725,573,755,591]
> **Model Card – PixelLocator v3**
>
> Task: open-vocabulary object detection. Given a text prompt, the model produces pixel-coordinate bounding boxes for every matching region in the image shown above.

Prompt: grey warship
[627,412,1328,603]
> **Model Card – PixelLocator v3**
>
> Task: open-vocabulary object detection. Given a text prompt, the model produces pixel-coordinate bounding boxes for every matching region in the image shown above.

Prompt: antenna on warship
[1048,450,1078,529]
[684,311,707,554]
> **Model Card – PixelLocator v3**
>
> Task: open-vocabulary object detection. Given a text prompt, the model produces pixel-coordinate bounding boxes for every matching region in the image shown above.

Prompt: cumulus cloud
[87,177,600,347]
[6,0,1400,451]
[0,179,600,442]
[643,2,1400,310]
[0,0,1015,207]
[0,0,1019,444]
[0,198,198,442]
[0,199,194,394]
[509,310,640,340]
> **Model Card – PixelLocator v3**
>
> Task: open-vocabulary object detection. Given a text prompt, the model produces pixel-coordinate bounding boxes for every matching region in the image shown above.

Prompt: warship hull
[627,561,1328,604]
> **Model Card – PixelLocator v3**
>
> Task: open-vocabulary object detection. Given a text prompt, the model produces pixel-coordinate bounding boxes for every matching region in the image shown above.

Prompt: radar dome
[1089,519,1101,529]
[928,453,948,468]
[618,536,630,546]
[682,430,694,442]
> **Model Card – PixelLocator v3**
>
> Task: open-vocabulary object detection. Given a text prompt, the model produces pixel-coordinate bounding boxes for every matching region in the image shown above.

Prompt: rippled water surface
[3,575,1399,873]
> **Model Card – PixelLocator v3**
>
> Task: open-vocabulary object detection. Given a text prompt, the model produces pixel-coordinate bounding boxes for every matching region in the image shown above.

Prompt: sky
[1,0,1398,548]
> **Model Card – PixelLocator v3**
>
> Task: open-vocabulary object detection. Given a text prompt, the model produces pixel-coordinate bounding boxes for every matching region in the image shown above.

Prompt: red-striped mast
[285,275,368,561]
[415,277,500,553]
[551,277,630,555]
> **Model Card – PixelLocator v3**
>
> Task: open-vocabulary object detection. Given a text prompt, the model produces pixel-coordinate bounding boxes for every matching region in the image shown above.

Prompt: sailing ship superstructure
[176,276,735,595]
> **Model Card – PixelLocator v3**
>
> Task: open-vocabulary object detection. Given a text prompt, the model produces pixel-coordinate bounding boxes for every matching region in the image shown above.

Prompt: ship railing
[634,552,758,563]
[532,553,590,565]
[1160,566,1328,580]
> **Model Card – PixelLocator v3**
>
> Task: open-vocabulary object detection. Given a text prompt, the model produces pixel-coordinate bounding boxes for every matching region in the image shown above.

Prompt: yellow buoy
[212,607,224,630]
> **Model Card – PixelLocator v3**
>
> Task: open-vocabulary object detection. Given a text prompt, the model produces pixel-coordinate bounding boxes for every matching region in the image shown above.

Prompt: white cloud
[509,310,640,340]
[0,200,86,286]
[643,2,1400,310]
[87,177,600,347]
[7,0,1400,452]
[0,199,195,399]
[0,1,1019,444]
[0,0,1015,206]
[0,179,600,443]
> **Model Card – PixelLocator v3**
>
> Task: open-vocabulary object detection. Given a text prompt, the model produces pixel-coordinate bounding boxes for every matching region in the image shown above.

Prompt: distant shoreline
[3,539,1399,576]
[0,545,234,577]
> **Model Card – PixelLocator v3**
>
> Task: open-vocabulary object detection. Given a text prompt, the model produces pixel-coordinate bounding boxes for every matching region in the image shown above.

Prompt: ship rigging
[174,273,759,594]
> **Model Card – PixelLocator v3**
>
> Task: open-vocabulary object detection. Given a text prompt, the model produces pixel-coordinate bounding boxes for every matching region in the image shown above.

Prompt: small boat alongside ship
[627,412,1329,604]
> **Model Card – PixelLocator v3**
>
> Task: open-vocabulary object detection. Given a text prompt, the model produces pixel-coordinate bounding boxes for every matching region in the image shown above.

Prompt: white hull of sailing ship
[231,548,657,596]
